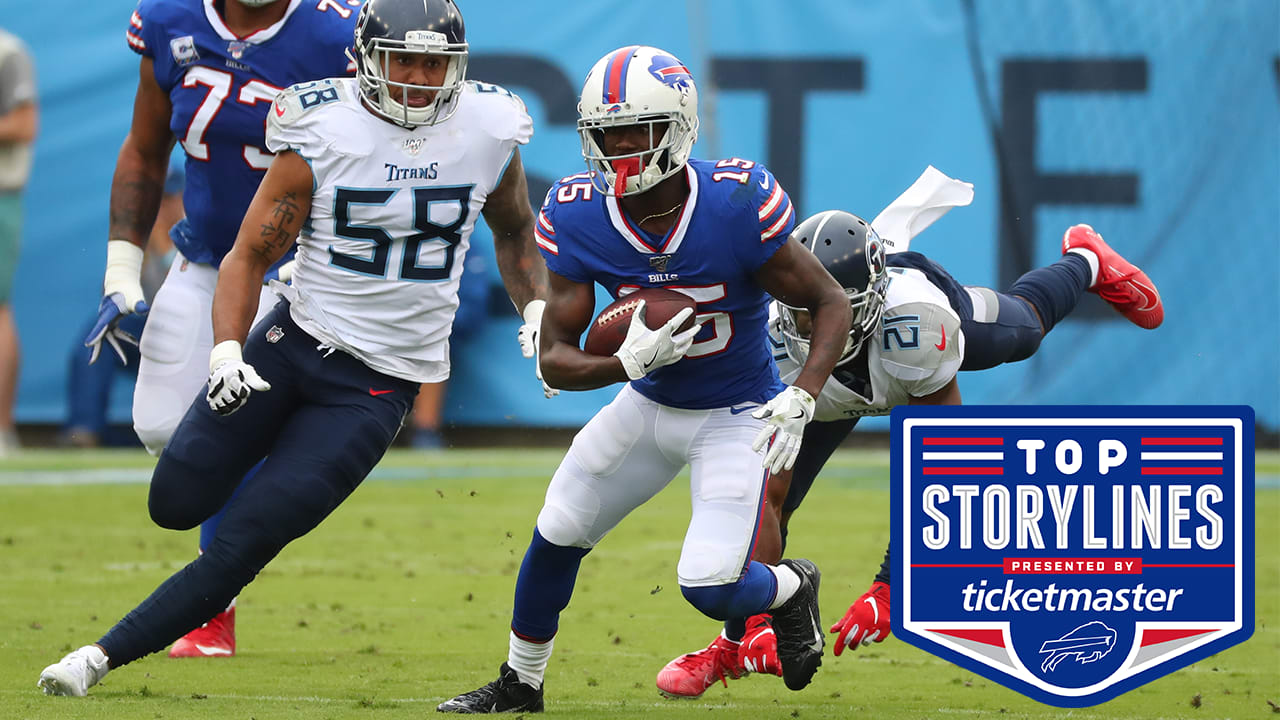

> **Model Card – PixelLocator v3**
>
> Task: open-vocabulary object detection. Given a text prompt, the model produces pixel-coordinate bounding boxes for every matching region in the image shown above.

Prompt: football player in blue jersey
[81,0,361,658]
[658,208,1164,697]
[438,45,854,714]
[40,0,550,697]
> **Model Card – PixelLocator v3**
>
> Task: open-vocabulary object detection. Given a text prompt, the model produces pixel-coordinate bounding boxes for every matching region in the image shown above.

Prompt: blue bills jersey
[127,0,359,266]
[536,158,795,409]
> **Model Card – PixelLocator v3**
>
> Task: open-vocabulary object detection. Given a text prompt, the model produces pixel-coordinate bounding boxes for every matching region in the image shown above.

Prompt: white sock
[767,564,802,610]
[1067,247,1101,288]
[507,631,553,688]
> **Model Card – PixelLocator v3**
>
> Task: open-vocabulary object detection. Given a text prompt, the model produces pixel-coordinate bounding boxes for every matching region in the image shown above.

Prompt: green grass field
[0,448,1276,720]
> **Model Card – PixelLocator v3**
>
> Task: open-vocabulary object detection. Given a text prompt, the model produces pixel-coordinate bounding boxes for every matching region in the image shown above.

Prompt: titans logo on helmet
[647,54,693,94]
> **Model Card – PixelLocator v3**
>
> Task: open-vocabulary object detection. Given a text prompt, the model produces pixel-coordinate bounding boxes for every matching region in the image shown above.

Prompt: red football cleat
[656,634,745,699]
[168,606,235,658]
[1062,224,1163,329]
[739,613,782,676]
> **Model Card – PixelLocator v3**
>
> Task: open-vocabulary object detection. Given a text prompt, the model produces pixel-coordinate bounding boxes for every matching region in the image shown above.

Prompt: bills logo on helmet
[890,405,1255,707]
[647,54,693,94]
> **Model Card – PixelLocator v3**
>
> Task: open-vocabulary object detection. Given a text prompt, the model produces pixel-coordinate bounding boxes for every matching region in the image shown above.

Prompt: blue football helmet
[778,210,889,366]
[352,0,468,128]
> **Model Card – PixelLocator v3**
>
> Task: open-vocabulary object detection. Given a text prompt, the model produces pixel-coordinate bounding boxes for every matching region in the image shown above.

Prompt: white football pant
[536,383,769,588]
[133,253,277,455]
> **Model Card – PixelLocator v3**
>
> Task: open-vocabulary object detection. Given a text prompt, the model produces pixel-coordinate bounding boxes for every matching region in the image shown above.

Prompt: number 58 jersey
[265,77,533,383]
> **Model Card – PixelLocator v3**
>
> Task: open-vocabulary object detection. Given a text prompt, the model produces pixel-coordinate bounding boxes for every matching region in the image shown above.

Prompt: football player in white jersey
[657,209,1164,697]
[37,0,549,697]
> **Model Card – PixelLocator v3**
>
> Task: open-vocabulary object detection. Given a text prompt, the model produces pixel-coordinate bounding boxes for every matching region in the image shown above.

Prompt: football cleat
[38,645,109,696]
[739,613,782,676]
[770,559,824,691]
[1062,224,1163,329]
[655,634,745,699]
[437,662,544,713]
[169,607,235,658]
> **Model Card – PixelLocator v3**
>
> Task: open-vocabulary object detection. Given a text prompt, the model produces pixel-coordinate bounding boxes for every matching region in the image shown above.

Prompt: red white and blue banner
[891,406,1254,707]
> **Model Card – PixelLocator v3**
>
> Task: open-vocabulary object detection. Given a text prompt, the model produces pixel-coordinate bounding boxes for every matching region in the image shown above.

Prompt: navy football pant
[97,302,417,667]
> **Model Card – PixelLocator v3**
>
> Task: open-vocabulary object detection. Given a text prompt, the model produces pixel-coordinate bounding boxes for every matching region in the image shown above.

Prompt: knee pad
[134,416,178,457]
[148,452,212,530]
[534,501,595,549]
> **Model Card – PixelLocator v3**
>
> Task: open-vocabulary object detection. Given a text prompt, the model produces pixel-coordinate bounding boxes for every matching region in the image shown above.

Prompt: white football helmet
[351,0,469,128]
[577,45,699,196]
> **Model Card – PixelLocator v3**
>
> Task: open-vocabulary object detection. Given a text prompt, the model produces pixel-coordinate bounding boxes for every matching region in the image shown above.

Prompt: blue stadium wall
[7,0,1279,430]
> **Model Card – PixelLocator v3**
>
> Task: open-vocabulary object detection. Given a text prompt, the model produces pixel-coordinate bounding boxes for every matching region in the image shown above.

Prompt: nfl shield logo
[228,41,250,60]
[648,254,671,272]
[265,325,284,344]
[891,405,1254,707]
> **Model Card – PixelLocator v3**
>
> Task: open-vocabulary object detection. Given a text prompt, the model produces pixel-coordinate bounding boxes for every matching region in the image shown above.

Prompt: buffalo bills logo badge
[891,406,1254,707]
[647,54,693,94]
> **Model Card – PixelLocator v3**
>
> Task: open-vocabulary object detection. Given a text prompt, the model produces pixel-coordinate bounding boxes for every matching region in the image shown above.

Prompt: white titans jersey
[771,267,964,421]
[265,78,532,382]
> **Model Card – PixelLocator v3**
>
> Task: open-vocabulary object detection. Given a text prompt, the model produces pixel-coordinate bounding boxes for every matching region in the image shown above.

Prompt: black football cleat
[437,662,544,714]
[770,559,824,691]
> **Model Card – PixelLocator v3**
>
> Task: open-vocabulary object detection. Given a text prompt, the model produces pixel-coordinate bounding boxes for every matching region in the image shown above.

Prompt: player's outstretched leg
[769,559,824,690]
[655,633,746,699]
[1062,224,1163,329]
[37,645,109,697]
[437,663,544,714]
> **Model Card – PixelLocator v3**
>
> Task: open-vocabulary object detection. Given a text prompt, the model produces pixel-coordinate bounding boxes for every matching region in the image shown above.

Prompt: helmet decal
[601,45,641,104]
[647,54,694,94]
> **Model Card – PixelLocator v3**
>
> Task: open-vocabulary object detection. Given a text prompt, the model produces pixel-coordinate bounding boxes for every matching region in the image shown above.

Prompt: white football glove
[85,240,149,365]
[614,301,699,381]
[751,385,816,474]
[206,340,271,416]
[518,299,558,398]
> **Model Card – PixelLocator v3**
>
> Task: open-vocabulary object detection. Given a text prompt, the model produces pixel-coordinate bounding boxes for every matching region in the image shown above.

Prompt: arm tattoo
[252,191,302,263]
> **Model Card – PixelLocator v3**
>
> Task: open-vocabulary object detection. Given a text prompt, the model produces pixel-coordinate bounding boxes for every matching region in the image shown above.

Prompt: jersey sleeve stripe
[760,201,795,241]
[126,31,146,52]
[129,10,143,29]
[757,182,784,221]
[535,229,559,255]
[536,211,556,236]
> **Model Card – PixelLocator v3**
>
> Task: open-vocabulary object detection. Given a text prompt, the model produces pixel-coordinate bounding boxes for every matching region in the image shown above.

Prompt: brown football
[582,288,698,357]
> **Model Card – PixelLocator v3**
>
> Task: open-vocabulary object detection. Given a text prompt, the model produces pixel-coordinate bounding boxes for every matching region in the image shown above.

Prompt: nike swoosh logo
[641,346,661,370]
[862,595,880,624]
[369,388,394,396]
[759,173,771,190]
[729,405,755,415]
[935,324,947,351]
[807,610,824,652]
[1126,278,1160,311]
[193,644,233,656]
[274,102,286,117]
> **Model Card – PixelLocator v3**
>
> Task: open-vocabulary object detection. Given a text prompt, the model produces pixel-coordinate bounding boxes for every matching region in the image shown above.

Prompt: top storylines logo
[890,406,1254,707]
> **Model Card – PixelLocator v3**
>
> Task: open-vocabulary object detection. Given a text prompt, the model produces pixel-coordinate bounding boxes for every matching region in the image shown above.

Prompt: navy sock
[724,617,748,642]
[510,529,590,641]
[1009,254,1091,333]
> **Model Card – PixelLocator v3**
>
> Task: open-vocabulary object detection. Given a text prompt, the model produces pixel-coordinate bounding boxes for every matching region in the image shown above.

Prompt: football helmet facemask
[778,210,889,366]
[577,45,699,197]
[351,0,468,128]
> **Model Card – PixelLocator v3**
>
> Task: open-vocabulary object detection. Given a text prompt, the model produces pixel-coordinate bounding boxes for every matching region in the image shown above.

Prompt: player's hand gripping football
[518,299,558,398]
[84,240,150,364]
[751,385,816,473]
[830,581,891,655]
[206,340,271,416]
[613,300,700,380]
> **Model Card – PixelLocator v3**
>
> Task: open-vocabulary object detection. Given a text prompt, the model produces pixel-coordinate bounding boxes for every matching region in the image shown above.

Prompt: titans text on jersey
[264,77,532,383]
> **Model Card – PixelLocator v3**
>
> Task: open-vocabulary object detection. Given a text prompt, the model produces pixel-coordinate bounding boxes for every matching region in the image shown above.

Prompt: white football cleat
[38,645,109,696]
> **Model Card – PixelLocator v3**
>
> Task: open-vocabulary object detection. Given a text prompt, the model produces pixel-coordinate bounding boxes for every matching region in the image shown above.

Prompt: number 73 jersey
[265,77,533,383]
